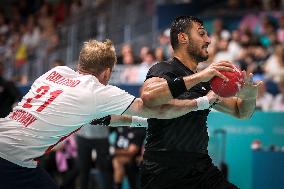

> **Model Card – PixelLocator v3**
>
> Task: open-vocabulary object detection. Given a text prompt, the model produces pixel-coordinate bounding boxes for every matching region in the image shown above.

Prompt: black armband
[90,115,111,126]
[166,77,187,98]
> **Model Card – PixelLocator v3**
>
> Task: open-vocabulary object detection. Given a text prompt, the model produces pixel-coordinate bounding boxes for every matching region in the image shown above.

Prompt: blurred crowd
[0,0,284,189]
[0,0,85,84]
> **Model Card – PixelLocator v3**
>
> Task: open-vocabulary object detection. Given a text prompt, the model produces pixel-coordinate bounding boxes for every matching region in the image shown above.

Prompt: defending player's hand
[197,61,235,82]
[206,90,222,106]
[236,71,262,100]
[90,115,111,126]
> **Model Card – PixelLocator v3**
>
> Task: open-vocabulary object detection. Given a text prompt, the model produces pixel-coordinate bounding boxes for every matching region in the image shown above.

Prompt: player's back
[0,66,105,167]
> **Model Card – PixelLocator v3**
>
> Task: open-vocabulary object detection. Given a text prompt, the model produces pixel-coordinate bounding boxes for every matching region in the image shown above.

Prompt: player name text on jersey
[46,71,81,87]
[9,110,37,127]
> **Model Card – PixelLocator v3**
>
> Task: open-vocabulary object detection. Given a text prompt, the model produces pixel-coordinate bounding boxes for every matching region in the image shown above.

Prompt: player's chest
[178,82,210,100]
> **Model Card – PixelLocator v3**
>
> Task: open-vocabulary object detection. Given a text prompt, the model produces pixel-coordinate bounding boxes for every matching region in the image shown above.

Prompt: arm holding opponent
[92,90,220,127]
[141,61,234,107]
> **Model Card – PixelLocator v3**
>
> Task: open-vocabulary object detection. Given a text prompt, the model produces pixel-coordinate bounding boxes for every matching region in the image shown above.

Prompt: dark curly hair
[170,16,203,50]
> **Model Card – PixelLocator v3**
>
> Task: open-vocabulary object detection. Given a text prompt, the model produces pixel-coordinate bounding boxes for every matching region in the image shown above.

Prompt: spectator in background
[277,15,284,43]
[54,135,78,189]
[137,50,157,83]
[0,13,8,35]
[0,62,22,118]
[139,46,150,63]
[255,79,273,111]
[155,47,166,62]
[22,15,41,81]
[76,124,113,189]
[227,30,242,61]
[247,43,269,75]
[213,37,234,64]
[271,73,284,111]
[35,2,59,75]
[259,15,277,48]
[157,29,171,60]
[210,19,229,50]
[12,32,28,84]
[117,43,137,65]
[54,0,68,24]
[119,44,140,83]
[70,0,83,16]
[112,127,146,189]
[263,44,284,78]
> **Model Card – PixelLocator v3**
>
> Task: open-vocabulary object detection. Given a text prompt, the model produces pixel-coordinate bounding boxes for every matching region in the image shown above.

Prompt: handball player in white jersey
[0,39,225,189]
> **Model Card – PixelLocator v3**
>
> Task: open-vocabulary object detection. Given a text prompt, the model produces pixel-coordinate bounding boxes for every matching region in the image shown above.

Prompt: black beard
[187,45,209,63]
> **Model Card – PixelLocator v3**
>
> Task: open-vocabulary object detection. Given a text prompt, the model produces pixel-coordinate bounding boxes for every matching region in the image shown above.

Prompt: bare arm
[123,91,218,119]
[108,115,133,126]
[141,61,234,107]
[213,72,262,119]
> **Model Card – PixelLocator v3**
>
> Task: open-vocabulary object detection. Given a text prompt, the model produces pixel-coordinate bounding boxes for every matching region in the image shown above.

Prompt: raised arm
[141,61,234,107]
[213,72,262,119]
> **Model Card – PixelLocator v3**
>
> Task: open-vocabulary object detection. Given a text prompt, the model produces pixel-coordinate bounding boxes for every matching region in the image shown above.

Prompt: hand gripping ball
[210,65,244,97]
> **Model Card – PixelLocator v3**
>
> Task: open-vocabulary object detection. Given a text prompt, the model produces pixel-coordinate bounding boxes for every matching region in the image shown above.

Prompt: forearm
[236,97,257,119]
[136,98,212,119]
[215,93,257,119]
[158,99,198,118]
[91,115,147,127]
[109,115,132,127]
[141,74,204,107]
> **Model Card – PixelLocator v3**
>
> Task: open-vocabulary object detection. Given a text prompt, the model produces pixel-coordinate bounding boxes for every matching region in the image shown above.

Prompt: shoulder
[52,66,75,73]
[148,61,174,72]
[146,60,178,79]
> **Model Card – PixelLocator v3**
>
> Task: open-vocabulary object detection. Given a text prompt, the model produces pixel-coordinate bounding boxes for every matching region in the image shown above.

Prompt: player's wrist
[131,116,148,127]
[237,88,258,100]
[195,96,210,110]
[166,77,187,98]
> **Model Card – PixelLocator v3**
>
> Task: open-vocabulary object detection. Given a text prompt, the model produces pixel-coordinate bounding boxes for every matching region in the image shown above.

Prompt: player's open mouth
[202,45,208,53]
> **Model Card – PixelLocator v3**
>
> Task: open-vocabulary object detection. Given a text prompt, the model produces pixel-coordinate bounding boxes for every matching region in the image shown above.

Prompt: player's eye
[199,31,206,36]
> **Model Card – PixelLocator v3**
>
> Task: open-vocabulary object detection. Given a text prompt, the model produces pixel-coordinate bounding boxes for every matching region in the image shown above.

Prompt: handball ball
[210,65,244,97]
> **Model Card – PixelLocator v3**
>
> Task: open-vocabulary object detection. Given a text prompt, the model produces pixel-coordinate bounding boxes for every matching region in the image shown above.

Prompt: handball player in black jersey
[139,16,262,189]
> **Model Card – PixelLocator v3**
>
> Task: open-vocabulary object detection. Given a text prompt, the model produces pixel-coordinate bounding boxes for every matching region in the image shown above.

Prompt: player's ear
[99,68,112,85]
[178,32,188,44]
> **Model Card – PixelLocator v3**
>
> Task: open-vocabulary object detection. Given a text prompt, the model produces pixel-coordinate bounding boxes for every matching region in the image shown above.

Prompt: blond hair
[78,39,117,75]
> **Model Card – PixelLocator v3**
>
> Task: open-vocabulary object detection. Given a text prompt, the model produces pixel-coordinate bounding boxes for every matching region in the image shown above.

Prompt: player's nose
[205,35,211,44]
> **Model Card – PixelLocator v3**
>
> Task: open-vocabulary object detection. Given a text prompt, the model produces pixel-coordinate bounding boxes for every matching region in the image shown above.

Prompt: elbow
[141,91,158,108]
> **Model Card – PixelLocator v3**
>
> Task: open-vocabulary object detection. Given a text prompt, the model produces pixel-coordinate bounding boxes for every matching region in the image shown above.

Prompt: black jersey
[145,57,211,154]
[115,127,146,155]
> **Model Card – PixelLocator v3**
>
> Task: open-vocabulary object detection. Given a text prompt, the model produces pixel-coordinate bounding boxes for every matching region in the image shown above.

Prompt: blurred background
[0,0,284,189]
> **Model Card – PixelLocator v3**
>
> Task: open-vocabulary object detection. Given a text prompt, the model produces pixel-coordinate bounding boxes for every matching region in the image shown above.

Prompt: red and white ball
[210,65,244,98]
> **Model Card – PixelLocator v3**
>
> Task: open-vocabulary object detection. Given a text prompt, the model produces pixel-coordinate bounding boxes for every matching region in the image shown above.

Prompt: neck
[77,68,98,77]
[174,50,198,73]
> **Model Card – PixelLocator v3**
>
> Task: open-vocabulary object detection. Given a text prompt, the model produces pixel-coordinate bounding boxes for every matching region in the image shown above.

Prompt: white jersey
[0,66,135,168]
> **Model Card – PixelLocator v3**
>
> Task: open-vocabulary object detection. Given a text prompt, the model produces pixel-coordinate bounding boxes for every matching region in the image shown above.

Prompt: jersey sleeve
[146,62,179,80]
[94,85,135,118]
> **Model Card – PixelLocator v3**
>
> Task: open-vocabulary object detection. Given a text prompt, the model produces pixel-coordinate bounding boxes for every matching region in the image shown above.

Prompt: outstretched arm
[123,90,219,119]
[141,61,234,107]
[91,115,148,127]
[213,72,262,119]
